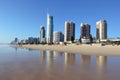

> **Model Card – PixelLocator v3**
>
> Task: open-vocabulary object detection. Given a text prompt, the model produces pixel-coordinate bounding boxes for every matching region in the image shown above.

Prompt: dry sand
[20,44,120,56]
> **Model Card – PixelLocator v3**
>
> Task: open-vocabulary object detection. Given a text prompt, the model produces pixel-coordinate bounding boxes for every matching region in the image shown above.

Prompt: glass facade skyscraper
[40,26,45,43]
[47,13,54,44]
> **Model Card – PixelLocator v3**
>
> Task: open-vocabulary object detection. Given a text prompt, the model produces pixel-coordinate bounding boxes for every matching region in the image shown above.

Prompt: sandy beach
[20,44,120,56]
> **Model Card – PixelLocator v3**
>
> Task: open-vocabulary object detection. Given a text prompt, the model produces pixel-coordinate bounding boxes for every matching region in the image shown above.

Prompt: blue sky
[0,0,120,43]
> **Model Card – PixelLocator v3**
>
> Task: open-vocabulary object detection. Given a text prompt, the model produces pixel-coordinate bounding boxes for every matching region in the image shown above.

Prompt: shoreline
[18,44,120,56]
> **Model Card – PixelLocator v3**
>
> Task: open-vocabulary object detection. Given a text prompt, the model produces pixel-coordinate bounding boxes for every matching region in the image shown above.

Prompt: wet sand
[20,44,120,56]
[1,45,120,80]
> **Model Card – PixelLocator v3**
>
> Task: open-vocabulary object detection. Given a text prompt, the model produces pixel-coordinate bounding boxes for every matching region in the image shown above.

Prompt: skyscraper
[47,13,54,44]
[96,20,107,41]
[64,21,75,43]
[28,37,34,44]
[14,37,18,43]
[53,31,63,43]
[80,23,91,39]
[40,26,45,43]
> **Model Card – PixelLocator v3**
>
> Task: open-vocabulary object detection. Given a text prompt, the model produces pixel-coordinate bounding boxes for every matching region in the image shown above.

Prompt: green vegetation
[106,40,112,44]
[89,34,93,44]
[64,42,67,45]
[106,40,120,45]
[71,36,74,43]
[79,37,82,44]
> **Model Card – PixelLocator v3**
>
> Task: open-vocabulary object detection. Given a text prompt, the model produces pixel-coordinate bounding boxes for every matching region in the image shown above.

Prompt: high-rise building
[47,13,54,44]
[28,37,39,44]
[53,31,63,43]
[40,26,46,43]
[80,23,90,39]
[33,38,39,44]
[28,37,34,44]
[61,33,64,42]
[14,38,18,43]
[96,20,107,41]
[12,37,19,44]
[64,21,75,43]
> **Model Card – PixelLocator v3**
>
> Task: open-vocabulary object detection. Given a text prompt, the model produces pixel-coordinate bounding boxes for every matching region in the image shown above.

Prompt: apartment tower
[53,31,63,43]
[80,23,90,39]
[96,20,107,41]
[64,21,75,43]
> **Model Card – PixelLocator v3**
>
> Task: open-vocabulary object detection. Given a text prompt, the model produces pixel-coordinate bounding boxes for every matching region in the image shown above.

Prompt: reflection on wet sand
[40,50,64,64]
[96,56,107,67]
[64,52,76,65]
[96,56,107,80]
[2,45,120,80]
[81,55,91,63]
[40,50,46,61]
[11,46,18,51]
[53,51,64,57]
[80,55,91,72]
[28,48,35,51]
[45,51,54,72]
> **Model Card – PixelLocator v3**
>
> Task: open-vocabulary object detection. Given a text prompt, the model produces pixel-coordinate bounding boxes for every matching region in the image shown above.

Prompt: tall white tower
[47,13,54,44]
[96,20,107,41]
